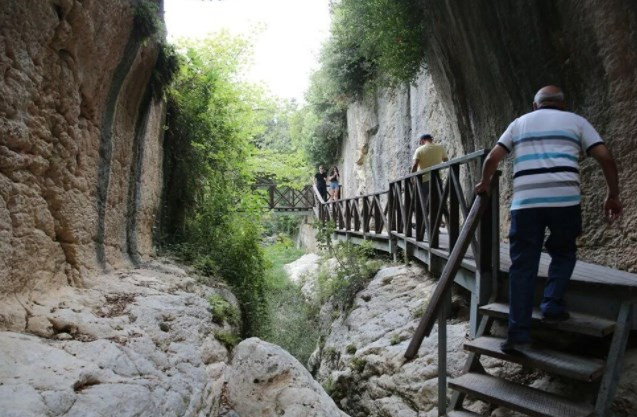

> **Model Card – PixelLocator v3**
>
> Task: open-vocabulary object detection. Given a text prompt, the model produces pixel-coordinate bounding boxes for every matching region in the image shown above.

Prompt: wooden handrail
[312,183,327,205]
[404,189,493,360]
[392,149,489,183]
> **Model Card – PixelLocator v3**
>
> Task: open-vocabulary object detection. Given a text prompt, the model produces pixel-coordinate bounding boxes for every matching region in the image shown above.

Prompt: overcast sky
[164,0,332,102]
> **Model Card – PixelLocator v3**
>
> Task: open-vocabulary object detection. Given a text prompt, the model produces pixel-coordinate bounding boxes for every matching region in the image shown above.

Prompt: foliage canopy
[300,0,427,167]
[160,32,317,337]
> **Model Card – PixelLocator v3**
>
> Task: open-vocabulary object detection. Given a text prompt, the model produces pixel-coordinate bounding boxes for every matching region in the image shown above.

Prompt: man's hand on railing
[474,180,491,196]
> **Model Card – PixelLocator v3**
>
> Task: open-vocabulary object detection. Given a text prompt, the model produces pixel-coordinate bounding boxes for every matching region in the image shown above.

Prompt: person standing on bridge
[314,165,328,202]
[328,166,341,202]
[411,133,449,206]
[475,85,623,353]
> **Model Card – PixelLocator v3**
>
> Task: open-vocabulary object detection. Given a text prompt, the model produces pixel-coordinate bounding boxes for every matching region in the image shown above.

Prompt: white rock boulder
[226,338,349,417]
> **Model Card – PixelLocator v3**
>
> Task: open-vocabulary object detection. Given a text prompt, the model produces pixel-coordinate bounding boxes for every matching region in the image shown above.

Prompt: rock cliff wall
[340,0,637,271]
[338,69,461,199]
[0,0,164,309]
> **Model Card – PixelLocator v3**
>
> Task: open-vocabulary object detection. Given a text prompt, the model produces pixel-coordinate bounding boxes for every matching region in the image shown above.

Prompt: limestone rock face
[0,0,164,298]
[295,216,319,253]
[284,253,321,300]
[340,69,461,199]
[340,2,637,271]
[0,261,238,417]
[313,264,470,417]
[226,338,349,417]
[419,0,637,271]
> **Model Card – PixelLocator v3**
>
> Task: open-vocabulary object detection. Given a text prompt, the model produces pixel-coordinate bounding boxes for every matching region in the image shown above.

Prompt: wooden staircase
[445,301,633,417]
[311,150,636,417]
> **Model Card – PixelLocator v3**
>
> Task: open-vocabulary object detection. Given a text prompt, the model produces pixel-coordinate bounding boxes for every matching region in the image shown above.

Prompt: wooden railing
[388,149,491,261]
[318,190,390,236]
[258,183,315,212]
[311,149,637,417]
[313,149,500,416]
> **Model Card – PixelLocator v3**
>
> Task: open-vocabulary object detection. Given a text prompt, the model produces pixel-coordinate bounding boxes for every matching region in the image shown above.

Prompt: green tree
[161,32,270,336]
[296,0,427,167]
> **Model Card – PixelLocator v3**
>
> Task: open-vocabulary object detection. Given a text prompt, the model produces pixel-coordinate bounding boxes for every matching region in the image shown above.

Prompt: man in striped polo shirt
[475,85,623,353]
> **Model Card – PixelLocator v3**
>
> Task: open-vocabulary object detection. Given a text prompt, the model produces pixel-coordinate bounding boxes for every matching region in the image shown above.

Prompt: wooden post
[405,193,490,360]
[471,173,499,337]
[269,186,275,210]
[388,185,398,257]
[404,179,412,238]
[595,301,633,417]
[438,290,450,416]
[331,203,337,228]
[363,197,370,234]
[429,170,440,249]
[449,165,460,250]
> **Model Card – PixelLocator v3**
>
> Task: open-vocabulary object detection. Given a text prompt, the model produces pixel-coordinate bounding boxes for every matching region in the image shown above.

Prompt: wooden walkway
[313,149,637,417]
[362,227,637,291]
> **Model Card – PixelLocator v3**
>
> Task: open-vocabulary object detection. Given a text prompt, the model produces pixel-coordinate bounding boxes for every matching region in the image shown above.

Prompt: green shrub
[133,1,163,41]
[159,34,270,337]
[300,0,427,167]
[316,238,382,312]
[350,357,366,373]
[150,42,179,100]
[214,330,240,351]
[323,347,339,363]
[345,344,357,354]
[252,243,320,367]
[262,213,303,239]
[208,294,240,327]
[412,301,426,319]
[322,376,336,396]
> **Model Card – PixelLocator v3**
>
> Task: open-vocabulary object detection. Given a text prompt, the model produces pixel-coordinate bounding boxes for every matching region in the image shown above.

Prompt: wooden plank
[498,242,637,290]
[479,303,616,337]
[446,410,482,417]
[449,373,595,417]
[405,193,490,360]
[464,336,606,381]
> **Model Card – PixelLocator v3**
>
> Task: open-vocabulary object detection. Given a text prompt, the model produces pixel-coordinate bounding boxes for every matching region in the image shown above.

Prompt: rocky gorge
[2,0,637,416]
[288,257,637,417]
[0,1,346,415]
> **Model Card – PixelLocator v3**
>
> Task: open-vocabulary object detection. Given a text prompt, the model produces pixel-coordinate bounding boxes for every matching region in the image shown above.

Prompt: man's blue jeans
[507,205,582,343]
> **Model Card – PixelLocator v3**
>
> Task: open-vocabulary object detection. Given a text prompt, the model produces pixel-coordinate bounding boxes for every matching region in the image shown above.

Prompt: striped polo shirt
[497,109,604,211]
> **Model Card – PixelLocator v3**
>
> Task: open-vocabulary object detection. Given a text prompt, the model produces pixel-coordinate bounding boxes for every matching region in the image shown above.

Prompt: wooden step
[479,303,615,337]
[446,410,482,417]
[464,336,606,381]
[449,373,595,417]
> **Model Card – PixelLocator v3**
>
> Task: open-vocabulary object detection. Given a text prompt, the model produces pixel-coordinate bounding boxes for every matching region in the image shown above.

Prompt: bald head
[533,85,566,110]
